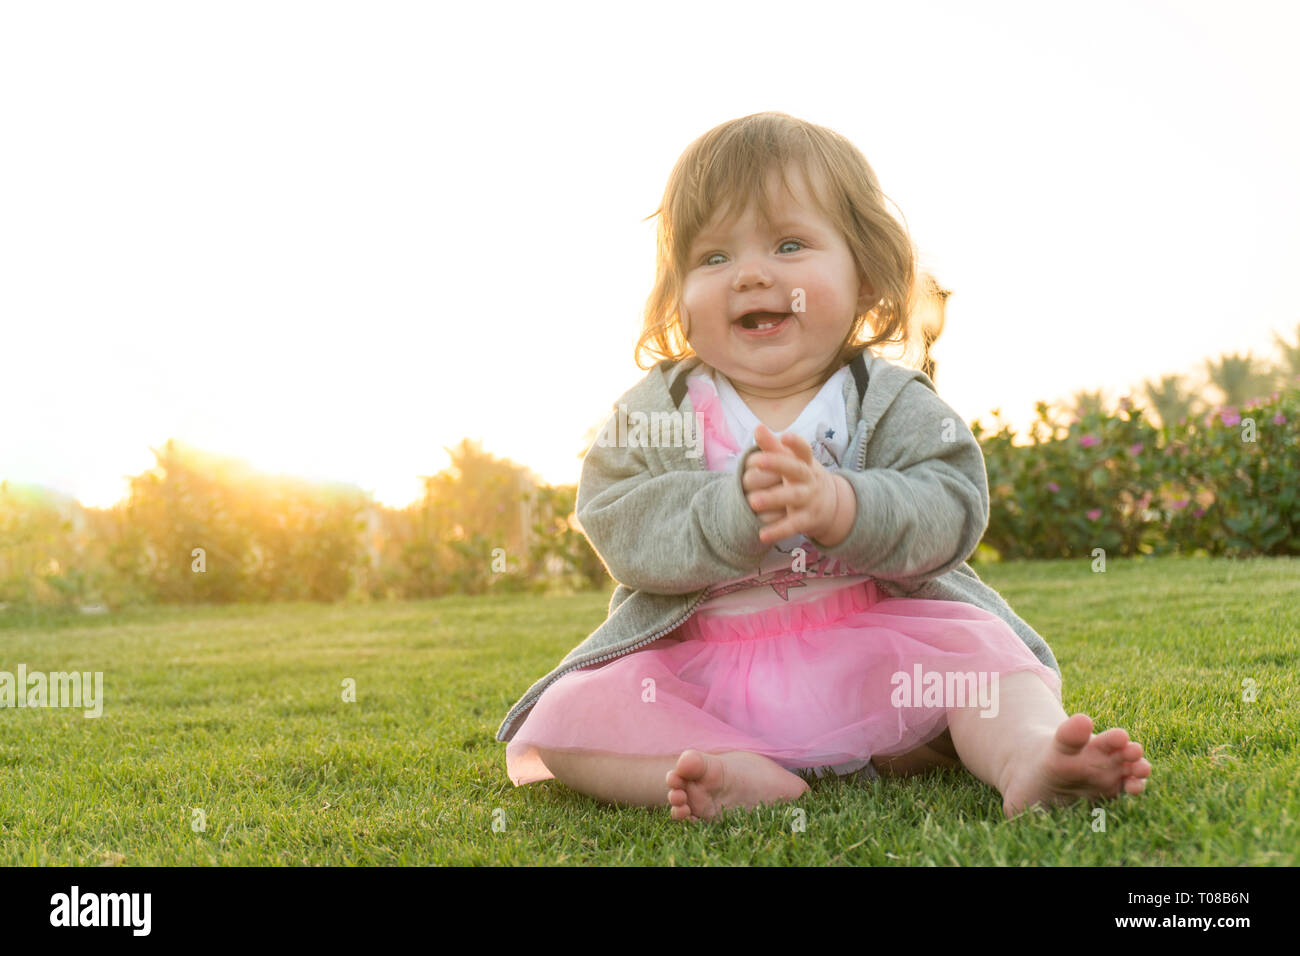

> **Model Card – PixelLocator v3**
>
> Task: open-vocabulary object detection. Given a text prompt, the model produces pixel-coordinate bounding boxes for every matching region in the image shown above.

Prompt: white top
[686,364,873,617]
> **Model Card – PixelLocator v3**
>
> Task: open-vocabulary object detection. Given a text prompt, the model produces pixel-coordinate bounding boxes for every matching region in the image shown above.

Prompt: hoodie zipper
[852,369,870,472]
[504,372,715,736]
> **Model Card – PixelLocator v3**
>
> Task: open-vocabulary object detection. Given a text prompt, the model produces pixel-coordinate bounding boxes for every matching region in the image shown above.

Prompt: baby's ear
[856,273,879,309]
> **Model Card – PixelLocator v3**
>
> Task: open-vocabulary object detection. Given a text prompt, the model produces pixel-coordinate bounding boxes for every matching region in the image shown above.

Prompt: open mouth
[738,311,791,331]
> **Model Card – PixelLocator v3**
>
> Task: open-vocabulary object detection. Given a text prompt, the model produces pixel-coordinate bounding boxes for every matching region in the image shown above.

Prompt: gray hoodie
[495,349,1060,745]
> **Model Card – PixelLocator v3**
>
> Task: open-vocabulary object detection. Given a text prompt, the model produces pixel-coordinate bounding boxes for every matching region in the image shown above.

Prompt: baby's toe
[1058,714,1095,748]
[675,749,707,782]
[1095,727,1132,752]
[1125,758,1153,779]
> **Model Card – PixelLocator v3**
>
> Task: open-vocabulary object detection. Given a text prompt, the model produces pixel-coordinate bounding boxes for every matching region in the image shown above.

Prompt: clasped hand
[741,424,853,547]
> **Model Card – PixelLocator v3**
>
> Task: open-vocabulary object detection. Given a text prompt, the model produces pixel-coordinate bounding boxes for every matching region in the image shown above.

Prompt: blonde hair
[636,111,919,376]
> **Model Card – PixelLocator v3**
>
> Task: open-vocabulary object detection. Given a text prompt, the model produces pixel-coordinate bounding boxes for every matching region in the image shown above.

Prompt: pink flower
[1274,413,1287,425]
[1118,396,1133,411]
[1080,435,1100,448]
[1086,508,1102,521]
[1192,507,1205,518]
[1128,442,1144,456]
[1219,408,1241,427]
[1172,498,1188,509]
[1136,491,1153,510]
[1047,481,1060,493]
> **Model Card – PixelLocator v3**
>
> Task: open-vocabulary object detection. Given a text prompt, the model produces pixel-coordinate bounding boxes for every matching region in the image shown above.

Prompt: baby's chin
[702,351,841,391]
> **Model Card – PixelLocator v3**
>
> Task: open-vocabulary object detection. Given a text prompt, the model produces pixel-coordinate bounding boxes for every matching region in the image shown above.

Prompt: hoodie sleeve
[575,409,771,595]
[814,379,989,590]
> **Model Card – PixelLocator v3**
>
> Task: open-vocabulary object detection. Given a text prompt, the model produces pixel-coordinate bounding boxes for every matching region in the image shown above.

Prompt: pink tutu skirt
[505,580,1063,785]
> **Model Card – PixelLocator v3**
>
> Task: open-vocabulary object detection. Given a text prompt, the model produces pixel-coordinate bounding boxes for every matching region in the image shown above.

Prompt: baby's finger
[758,516,802,543]
[748,483,798,509]
[752,425,786,454]
[747,452,808,483]
[780,431,815,463]
[741,465,783,491]
[745,483,786,520]
[750,484,810,513]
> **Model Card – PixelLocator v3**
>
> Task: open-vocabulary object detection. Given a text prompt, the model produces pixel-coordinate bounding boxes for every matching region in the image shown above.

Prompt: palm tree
[1142,374,1198,429]
[1068,388,1107,421]
[1269,322,1300,381]
[1204,352,1274,407]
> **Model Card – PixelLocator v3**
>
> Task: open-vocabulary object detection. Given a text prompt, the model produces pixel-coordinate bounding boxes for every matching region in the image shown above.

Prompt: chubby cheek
[680,284,726,341]
[792,274,839,316]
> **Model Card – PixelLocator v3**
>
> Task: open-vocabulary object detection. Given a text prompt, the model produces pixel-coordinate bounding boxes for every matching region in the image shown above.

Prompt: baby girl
[496,111,1152,822]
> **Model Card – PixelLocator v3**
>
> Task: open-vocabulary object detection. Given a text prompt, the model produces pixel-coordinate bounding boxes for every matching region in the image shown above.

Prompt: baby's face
[679,164,874,395]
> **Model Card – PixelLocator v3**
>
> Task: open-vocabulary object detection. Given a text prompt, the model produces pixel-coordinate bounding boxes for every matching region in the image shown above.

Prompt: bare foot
[664,749,810,822]
[1000,713,1152,819]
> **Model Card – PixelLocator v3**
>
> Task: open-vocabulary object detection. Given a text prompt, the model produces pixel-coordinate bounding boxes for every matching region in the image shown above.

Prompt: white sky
[3,0,1297,508]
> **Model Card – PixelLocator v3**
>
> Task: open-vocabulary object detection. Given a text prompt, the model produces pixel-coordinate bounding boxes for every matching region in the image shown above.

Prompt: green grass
[1,555,1296,865]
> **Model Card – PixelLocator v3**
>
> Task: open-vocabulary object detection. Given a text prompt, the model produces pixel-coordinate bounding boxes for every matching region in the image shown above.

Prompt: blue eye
[699,238,804,266]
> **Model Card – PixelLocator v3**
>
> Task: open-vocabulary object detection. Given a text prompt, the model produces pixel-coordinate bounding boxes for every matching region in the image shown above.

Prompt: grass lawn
[1,555,1296,866]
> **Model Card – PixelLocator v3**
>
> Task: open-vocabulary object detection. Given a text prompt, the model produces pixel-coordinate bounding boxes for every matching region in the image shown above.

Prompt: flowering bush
[975,378,1300,559]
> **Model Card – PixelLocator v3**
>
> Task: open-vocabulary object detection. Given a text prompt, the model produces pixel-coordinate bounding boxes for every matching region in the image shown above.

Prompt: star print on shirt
[807,420,841,469]
[811,439,840,468]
